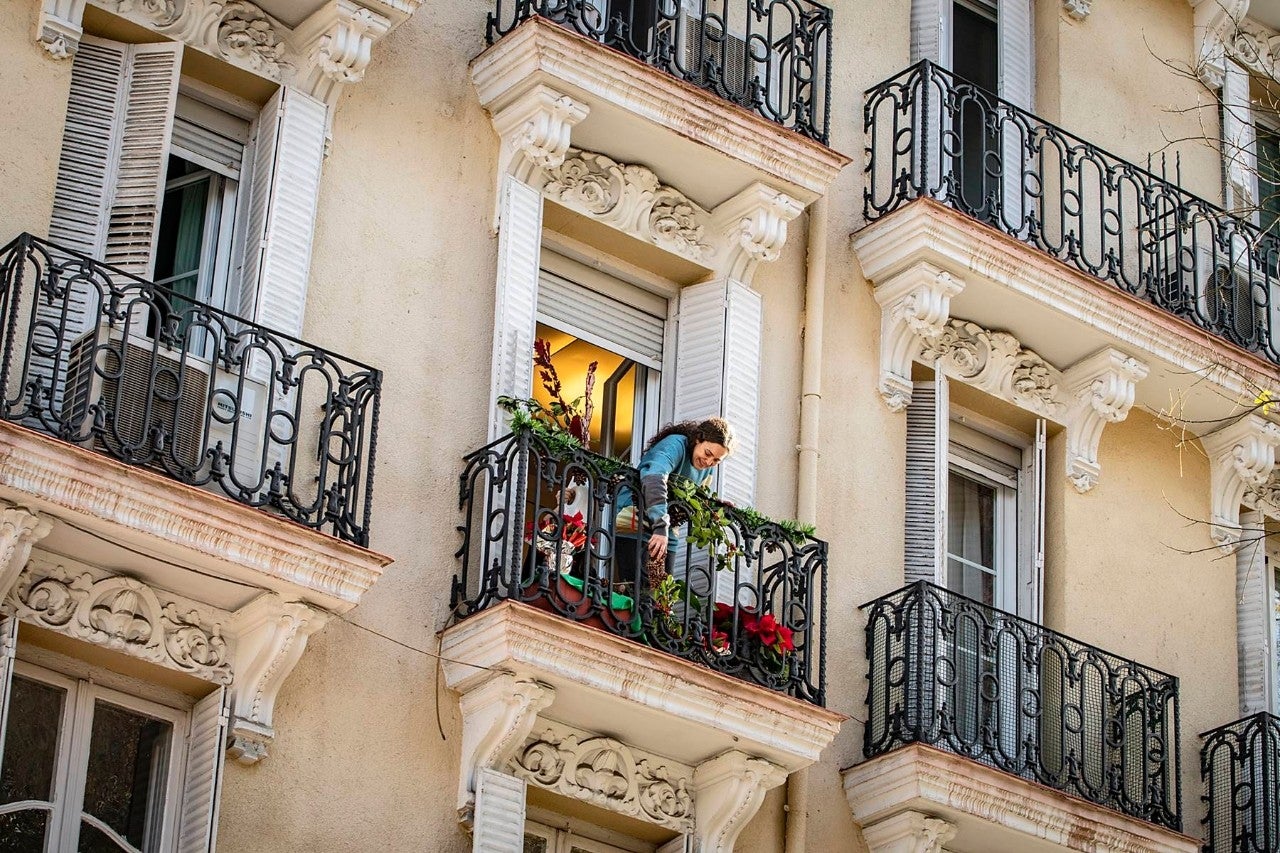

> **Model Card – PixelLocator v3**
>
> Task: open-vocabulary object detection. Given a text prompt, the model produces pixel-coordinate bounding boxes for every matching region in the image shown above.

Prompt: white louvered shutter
[1223,60,1259,217]
[1237,510,1275,715]
[904,375,948,584]
[998,0,1033,233]
[1018,417,1046,622]
[473,768,526,853]
[178,685,229,853]
[910,0,950,65]
[236,87,327,338]
[101,42,182,277]
[672,279,762,508]
[0,618,17,764]
[488,176,543,439]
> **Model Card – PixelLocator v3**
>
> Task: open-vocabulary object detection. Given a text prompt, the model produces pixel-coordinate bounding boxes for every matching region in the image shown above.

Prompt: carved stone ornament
[454,671,556,824]
[708,182,804,283]
[543,148,714,263]
[511,724,695,831]
[0,504,52,601]
[1191,0,1251,89]
[860,810,958,853]
[5,558,232,683]
[1062,0,1092,20]
[492,85,591,186]
[693,750,788,853]
[874,262,966,412]
[1205,414,1280,551]
[919,319,1065,419]
[225,593,330,764]
[36,0,89,58]
[1061,348,1151,493]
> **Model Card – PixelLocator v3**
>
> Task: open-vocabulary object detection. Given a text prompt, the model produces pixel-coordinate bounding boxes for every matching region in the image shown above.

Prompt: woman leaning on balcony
[615,418,735,585]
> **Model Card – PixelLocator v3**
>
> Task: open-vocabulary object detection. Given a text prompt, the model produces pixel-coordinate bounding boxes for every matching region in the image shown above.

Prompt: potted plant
[710,602,796,676]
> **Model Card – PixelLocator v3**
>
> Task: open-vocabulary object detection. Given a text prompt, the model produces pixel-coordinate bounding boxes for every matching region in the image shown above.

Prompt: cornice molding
[511,720,695,832]
[1204,414,1280,550]
[843,744,1199,853]
[5,556,232,683]
[225,593,330,764]
[469,16,850,204]
[0,421,390,613]
[35,0,414,108]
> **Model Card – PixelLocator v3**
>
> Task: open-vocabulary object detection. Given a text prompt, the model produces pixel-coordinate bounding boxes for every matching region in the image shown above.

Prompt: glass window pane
[80,700,172,852]
[78,819,135,853]
[0,675,65,805]
[947,472,997,605]
[1259,126,1280,237]
[0,809,51,853]
[523,834,550,853]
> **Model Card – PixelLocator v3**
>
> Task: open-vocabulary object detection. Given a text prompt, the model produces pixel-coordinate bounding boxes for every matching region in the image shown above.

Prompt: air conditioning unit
[1152,230,1261,344]
[657,3,783,114]
[61,322,266,483]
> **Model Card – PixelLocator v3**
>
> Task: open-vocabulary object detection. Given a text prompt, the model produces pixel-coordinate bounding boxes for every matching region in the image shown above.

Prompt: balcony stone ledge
[471,17,851,207]
[439,600,845,775]
[842,743,1198,853]
[0,419,391,614]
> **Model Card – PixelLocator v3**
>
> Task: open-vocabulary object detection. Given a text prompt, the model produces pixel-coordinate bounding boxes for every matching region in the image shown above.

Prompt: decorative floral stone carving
[543,149,713,263]
[511,727,695,831]
[115,0,180,25]
[217,0,286,74]
[919,319,1064,418]
[6,560,231,683]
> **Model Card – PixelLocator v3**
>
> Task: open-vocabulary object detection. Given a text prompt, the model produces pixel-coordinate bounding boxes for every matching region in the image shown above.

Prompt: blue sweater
[618,435,712,537]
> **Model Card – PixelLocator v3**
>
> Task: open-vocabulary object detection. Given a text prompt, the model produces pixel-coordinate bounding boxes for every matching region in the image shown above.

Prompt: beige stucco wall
[0,0,1263,850]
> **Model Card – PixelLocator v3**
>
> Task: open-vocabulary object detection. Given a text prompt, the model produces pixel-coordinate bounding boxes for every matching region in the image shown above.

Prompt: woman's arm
[636,436,686,539]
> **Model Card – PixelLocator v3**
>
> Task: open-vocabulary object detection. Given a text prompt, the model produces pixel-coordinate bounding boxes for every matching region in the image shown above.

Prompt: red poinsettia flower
[709,629,730,654]
[713,602,736,626]
[775,623,795,653]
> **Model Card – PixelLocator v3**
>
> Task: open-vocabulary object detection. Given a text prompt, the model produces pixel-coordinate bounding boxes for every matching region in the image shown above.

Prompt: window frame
[3,659,189,853]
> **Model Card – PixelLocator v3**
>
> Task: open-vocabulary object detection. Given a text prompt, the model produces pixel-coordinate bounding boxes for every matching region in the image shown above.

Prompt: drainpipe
[786,196,827,853]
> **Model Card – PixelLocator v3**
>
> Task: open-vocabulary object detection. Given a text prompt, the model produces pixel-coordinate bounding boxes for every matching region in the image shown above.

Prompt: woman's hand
[647,533,668,559]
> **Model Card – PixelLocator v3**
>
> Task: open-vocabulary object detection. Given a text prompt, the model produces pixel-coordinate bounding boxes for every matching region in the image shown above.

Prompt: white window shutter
[236,87,327,338]
[177,685,229,853]
[1222,60,1259,217]
[672,279,762,508]
[101,41,182,278]
[488,176,543,439]
[1018,417,1046,622]
[904,374,948,585]
[48,36,128,258]
[473,767,527,853]
[0,617,17,764]
[910,0,950,65]
[1236,510,1274,715]
[998,0,1033,110]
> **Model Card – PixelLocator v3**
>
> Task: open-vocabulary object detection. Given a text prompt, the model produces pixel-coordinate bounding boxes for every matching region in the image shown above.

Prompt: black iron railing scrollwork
[487,0,832,144]
[452,429,827,703]
[863,581,1182,831]
[1202,712,1280,852]
[865,60,1280,366]
[0,234,381,545]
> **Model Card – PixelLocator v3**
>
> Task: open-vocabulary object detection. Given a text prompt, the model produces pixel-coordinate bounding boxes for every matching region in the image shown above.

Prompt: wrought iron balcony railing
[1202,712,1280,852]
[0,234,381,546]
[863,581,1182,831]
[487,0,832,144]
[452,428,827,703]
[865,60,1280,367]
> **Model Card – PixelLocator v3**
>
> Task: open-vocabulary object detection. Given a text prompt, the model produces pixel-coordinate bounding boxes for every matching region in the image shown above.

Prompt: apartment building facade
[0,0,1278,850]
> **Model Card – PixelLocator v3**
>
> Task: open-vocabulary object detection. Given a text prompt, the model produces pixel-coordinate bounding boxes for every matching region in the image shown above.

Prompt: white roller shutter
[904,374,948,585]
[536,271,665,369]
[672,278,762,508]
[473,767,526,853]
[236,87,327,338]
[0,618,17,764]
[1237,510,1275,715]
[172,118,243,180]
[488,176,543,439]
[177,685,229,853]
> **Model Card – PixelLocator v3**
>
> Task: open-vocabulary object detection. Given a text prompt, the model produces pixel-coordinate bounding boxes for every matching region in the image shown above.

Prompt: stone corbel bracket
[226,593,331,765]
[860,810,958,853]
[1191,0,1251,89]
[0,503,52,600]
[455,671,555,825]
[492,84,590,187]
[872,263,965,412]
[708,183,804,285]
[1062,0,1092,20]
[1204,414,1280,551]
[692,750,787,853]
[36,0,87,58]
[1061,348,1150,493]
[294,0,392,107]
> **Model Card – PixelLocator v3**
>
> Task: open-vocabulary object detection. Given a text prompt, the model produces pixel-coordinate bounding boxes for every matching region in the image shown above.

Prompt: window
[523,818,652,853]
[0,662,186,853]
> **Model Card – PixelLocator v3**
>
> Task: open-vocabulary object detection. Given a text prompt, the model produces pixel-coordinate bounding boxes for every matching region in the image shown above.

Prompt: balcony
[858,62,1280,445]
[844,582,1196,853]
[0,234,380,547]
[1202,712,1280,852]
[486,0,832,144]
[440,428,842,834]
